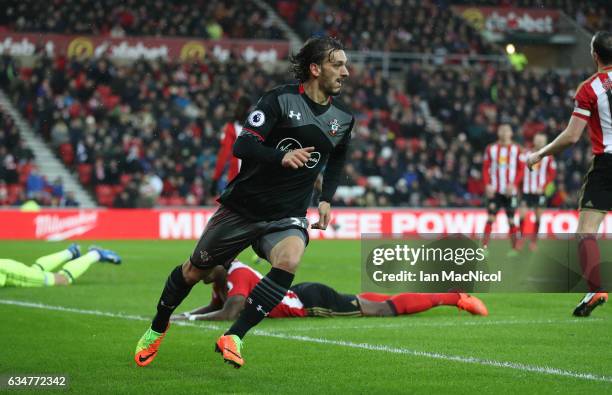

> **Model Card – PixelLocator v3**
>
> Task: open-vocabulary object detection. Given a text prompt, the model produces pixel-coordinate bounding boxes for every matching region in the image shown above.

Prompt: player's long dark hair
[289,36,344,82]
[593,31,612,64]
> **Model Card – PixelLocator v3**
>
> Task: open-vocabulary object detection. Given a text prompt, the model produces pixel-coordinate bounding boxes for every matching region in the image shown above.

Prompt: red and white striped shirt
[523,152,556,194]
[483,143,525,194]
[572,65,612,154]
[212,261,306,318]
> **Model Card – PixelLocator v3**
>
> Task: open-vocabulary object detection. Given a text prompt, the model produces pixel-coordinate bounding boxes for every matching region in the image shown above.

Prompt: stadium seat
[7,184,23,204]
[78,164,93,185]
[95,184,116,207]
[59,143,74,165]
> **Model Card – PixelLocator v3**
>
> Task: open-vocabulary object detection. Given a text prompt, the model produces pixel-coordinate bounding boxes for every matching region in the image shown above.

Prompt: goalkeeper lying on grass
[0,244,121,287]
[171,261,488,321]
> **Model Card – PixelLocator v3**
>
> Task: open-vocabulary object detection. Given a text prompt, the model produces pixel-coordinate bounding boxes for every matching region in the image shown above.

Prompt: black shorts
[189,205,309,270]
[522,193,546,209]
[579,154,612,212]
[290,282,361,317]
[487,193,518,215]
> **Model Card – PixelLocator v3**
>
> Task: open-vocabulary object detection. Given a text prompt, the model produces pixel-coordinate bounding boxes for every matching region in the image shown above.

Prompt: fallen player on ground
[0,244,121,287]
[171,261,488,321]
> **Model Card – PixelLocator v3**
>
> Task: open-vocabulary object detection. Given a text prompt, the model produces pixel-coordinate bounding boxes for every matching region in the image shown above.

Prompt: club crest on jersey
[329,119,340,136]
[248,110,265,127]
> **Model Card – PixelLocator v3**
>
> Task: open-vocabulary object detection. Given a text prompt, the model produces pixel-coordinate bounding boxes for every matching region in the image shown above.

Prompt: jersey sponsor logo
[288,110,301,120]
[247,110,265,127]
[276,138,321,168]
[329,118,340,136]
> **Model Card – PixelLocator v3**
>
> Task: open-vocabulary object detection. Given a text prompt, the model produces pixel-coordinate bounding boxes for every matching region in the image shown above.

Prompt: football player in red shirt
[171,261,488,322]
[528,31,612,316]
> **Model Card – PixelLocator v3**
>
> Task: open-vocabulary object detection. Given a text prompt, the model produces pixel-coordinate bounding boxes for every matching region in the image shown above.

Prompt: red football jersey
[572,66,612,155]
[214,261,306,318]
[213,121,242,183]
[483,143,525,194]
[523,151,556,194]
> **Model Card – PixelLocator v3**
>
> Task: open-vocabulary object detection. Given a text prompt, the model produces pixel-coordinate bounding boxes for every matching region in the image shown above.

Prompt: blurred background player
[528,30,612,317]
[482,124,525,253]
[170,261,488,321]
[519,133,557,251]
[210,96,252,196]
[0,244,121,287]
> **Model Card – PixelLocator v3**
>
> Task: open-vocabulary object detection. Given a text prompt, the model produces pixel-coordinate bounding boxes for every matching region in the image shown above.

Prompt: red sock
[579,236,601,291]
[532,221,540,242]
[358,292,392,302]
[389,293,460,315]
[482,221,492,247]
[509,224,518,248]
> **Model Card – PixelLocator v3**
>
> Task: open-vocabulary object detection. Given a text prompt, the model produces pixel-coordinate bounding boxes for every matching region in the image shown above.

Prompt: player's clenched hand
[311,201,331,230]
[281,147,315,169]
[526,152,542,171]
[485,185,495,199]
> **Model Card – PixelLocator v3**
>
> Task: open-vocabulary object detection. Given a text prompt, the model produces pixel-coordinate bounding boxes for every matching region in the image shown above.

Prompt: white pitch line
[1,299,611,384]
[281,317,605,332]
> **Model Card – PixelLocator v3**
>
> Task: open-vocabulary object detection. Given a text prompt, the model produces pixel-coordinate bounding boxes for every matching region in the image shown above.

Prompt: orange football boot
[135,325,169,367]
[457,293,489,316]
[215,334,244,368]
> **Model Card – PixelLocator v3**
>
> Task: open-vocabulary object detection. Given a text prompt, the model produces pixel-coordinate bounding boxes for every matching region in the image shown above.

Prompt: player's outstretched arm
[527,116,586,170]
[187,295,246,321]
[233,133,286,164]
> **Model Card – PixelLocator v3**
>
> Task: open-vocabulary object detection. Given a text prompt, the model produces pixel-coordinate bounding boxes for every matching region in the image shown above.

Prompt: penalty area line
[1,298,611,384]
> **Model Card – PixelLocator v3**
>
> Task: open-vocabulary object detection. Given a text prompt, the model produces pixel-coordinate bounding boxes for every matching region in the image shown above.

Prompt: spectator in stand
[25,166,46,201]
[2,50,594,209]
[0,0,285,40]
[60,191,80,207]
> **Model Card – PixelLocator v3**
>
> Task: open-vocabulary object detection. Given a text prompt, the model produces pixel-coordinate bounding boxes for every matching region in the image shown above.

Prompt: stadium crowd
[0,50,591,209]
[0,0,284,40]
[269,0,499,54]
[270,0,610,47]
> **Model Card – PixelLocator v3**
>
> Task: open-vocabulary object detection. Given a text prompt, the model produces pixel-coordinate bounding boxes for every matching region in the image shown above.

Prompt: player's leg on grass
[0,259,57,287]
[136,206,254,366]
[506,195,520,252]
[217,230,304,368]
[33,243,81,272]
[531,202,544,250]
[519,203,529,240]
[573,209,608,317]
[58,247,121,284]
[359,293,488,316]
[482,203,497,249]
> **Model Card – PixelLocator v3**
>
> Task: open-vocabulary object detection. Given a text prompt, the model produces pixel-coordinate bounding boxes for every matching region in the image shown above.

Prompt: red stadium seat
[120,174,132,185]
[95,184,116,207]
[77,164,93,185]
[59,143,74,165]
[7,184,23,204]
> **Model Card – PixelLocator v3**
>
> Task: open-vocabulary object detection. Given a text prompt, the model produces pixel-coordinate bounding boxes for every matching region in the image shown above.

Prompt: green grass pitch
[0,240,611,394]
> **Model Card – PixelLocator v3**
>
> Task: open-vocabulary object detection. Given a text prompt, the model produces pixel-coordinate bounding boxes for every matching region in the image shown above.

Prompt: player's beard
[322,74,343,97]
